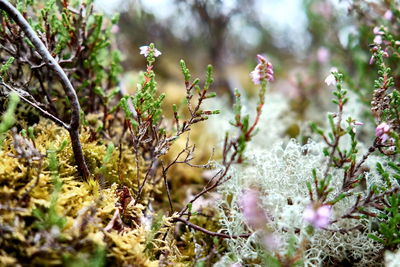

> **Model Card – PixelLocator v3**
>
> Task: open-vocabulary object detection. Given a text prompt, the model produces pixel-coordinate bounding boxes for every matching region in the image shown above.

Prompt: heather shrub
[0,0,400,266]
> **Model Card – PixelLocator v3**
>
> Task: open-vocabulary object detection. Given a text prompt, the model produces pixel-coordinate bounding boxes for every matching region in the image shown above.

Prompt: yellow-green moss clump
[0,119,163,266]
[0,118,225,266]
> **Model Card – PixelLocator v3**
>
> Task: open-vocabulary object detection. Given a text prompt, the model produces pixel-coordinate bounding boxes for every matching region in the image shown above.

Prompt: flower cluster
[250,54,274,84]
[375,122,391,142]
[139,45,162,58]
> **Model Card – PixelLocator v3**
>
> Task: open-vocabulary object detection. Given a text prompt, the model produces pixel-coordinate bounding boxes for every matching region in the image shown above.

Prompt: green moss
[0,119,160,266]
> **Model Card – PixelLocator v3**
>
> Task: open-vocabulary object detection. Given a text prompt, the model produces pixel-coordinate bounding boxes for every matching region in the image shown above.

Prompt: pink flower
[262,233,281,252]
[311,2,332,19]
[369,55,375,65]
[139,45,162,58]
[373,26,384,35]
[111,25,120,34]
[303,204,332,229]
[374,35,383,45]
[375,122,391,142]
[250,69,262,84]
[384,10,393,20]
[350,120,364,133]
[250,54,274,84]
[372,26,387,45]
[317,47,330,63]
[383,50,389,58]
[239,189,269,230]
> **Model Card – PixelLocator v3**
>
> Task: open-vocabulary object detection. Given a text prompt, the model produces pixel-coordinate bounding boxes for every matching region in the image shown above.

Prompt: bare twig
[0,0,89,179]
[0,82,69,129]
[161,161,174,213]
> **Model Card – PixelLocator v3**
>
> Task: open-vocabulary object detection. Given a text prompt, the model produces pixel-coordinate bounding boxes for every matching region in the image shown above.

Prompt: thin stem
[161,161,174,213]
[0,82,69,129]
[324,106,343,180]
[172,217,251,239]
[245,103,263,141]
[0,0,89,179]
[134,159,155,204]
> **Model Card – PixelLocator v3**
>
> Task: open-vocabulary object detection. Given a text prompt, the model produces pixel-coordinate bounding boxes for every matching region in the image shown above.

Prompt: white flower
[325,67,338,86]
[325,73,336,86]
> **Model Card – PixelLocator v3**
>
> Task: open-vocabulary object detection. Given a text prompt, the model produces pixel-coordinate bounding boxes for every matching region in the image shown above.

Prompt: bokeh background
[92,0,385,128]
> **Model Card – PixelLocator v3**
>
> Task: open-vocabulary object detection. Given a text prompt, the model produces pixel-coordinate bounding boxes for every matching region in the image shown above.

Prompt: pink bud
[111,25,120,34]
[317,47,330,63]
[369,55,375,65]
[384,10,393,20]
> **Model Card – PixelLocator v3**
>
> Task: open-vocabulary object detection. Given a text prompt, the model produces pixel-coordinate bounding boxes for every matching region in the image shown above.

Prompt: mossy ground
[0,118,224,266]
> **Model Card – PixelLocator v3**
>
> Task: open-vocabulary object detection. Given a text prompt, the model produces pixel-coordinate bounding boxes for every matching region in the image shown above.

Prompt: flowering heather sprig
[303,204,332,229]
[250,54,274,84]
[370,45,394,121]
[229,54,273,163]
[139,45,162,58]
[119,43,165,132]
